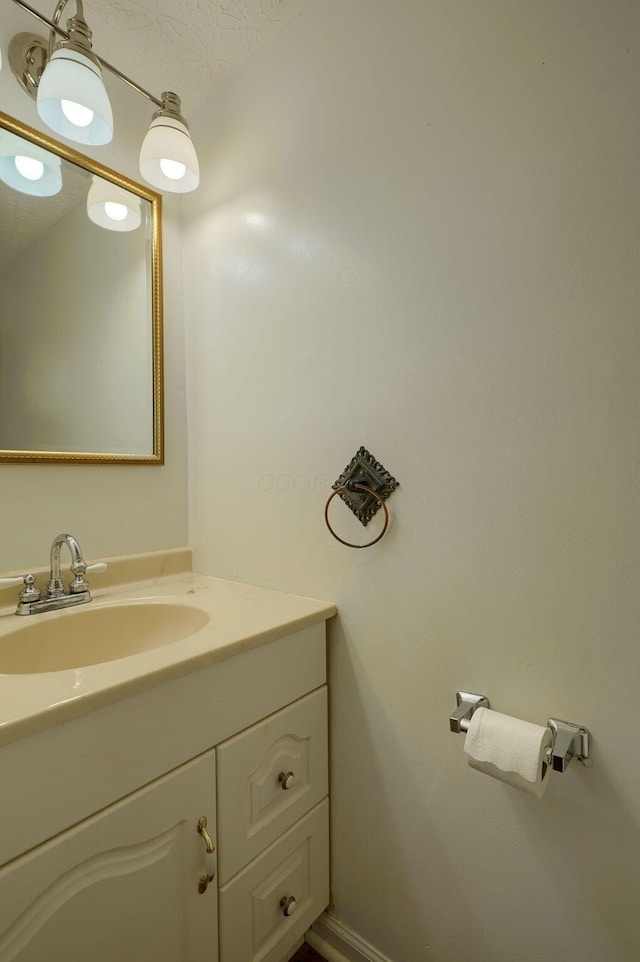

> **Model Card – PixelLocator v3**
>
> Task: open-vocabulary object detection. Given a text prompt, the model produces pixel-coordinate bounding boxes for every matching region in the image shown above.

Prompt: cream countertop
[0,570,335,747]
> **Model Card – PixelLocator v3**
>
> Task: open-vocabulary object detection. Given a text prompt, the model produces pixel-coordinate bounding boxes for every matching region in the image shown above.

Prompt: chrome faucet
[0,534,108,616]
[47,533,90,599]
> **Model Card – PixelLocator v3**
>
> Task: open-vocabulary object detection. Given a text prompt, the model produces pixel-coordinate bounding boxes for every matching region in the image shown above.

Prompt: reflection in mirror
[0,111,163,463]
[0,130,62,196]
[87,176,141,232]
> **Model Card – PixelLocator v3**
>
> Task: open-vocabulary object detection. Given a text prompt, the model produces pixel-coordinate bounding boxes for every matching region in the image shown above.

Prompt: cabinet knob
[280,895,297,917]
[279,771,296,791]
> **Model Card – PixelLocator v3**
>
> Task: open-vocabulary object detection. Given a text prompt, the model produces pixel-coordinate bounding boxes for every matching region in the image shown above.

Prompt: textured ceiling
[3,0,313,116]
[80,0,313,113]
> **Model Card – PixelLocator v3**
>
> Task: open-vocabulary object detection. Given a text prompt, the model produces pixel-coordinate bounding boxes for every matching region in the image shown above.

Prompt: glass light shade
[0,131,62,196]
[37,48,113,146]
[139,116,199,193]
[87,175,141,231]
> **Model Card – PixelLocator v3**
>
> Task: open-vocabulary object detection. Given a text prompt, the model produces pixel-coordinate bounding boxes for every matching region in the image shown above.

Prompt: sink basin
[0,601,210,674]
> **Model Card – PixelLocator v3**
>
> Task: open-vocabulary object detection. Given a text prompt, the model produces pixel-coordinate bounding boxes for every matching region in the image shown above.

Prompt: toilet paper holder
[449,691,591,771]
[449,691,489,734]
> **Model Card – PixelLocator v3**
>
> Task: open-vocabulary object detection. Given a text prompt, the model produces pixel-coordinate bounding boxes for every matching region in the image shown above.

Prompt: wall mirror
[0,110,163,464]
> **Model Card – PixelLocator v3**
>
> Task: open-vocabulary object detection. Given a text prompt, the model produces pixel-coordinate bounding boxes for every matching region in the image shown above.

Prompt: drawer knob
[279,771,296,791]
[280,895,297,917]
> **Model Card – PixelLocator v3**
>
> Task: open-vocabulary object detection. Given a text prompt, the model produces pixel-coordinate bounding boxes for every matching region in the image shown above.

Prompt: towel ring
[324,484,389,548]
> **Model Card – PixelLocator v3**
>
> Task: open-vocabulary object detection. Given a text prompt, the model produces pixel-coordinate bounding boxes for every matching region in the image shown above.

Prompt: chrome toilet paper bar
[546,718,590,772]
[449,691,591,771]
[449,691,490,733]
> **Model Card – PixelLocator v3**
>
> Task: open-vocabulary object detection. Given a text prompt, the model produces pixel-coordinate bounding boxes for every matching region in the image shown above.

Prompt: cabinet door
[0,749,217,962]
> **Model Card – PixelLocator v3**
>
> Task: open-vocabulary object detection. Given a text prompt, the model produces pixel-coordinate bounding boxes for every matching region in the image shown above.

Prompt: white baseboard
[307,913,394,962]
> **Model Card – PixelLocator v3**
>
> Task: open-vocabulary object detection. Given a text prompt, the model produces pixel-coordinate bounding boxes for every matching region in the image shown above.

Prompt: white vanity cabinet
[0,620,331,962]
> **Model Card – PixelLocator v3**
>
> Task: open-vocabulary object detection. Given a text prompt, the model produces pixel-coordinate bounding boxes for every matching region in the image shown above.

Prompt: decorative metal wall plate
[332,446,399,526]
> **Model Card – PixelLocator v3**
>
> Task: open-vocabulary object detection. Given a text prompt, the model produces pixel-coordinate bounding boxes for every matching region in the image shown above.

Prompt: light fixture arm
[49,0,101,72]
[11,0,164,108]
[49,0,84,56]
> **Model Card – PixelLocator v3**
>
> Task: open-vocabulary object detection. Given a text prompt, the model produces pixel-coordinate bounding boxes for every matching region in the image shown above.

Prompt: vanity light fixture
[9,0,200,192]
[0,128,62,195]
[36,0,112,145]
[139,92,199,194]
[86,174,141,231]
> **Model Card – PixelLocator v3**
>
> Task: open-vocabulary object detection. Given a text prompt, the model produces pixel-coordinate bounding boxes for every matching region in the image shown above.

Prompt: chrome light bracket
[332,446,399,526]
[8,32,48,100]
[153,91,188,126]
[57,15,101,68]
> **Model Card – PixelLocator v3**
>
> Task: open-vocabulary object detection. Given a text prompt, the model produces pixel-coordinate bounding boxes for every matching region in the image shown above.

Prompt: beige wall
[0,3,188,572]
[184,2,640,961]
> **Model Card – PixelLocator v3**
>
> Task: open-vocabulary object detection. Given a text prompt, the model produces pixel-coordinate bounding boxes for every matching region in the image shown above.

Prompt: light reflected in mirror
[0,111,163,463]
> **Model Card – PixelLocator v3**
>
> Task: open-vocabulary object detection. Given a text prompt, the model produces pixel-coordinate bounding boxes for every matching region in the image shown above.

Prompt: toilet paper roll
[464,708,553,798]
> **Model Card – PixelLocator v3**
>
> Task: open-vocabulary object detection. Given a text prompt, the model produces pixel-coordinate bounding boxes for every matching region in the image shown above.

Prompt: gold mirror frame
[0,110,164,465]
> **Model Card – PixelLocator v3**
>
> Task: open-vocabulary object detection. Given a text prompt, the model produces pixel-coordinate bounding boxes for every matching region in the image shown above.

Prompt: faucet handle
[0,573,41,603]
[0,575,28,589]
[19,573,41,604]
[69,561,108,594]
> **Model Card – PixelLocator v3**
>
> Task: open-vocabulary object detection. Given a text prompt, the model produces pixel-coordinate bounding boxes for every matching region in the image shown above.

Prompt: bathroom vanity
[0,558,335,962]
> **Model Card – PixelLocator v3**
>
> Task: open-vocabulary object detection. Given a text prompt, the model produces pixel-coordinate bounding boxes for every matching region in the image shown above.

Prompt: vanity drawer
[218,799,329,962]
[216,687,328,884]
